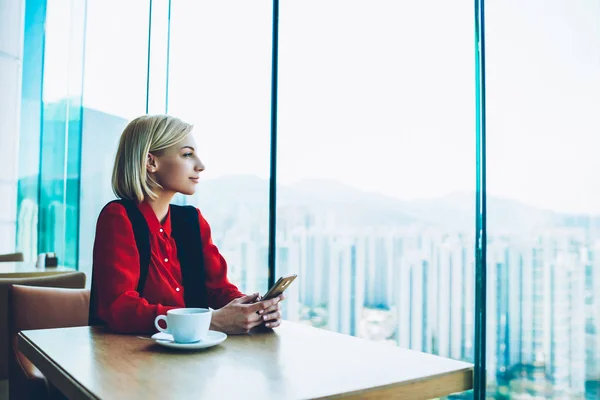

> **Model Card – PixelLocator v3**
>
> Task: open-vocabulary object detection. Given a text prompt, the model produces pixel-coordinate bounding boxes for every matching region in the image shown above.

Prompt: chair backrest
[8,283,89,400]
[0,253,24,262]
[10,285,90,332]
[0,272,86,379]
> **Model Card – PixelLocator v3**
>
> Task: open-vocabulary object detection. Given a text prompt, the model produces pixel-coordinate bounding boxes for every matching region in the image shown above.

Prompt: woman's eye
[183,153,193,157]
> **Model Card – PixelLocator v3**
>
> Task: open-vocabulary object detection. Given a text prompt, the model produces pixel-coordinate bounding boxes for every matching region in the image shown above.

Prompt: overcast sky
[42,0,600,214]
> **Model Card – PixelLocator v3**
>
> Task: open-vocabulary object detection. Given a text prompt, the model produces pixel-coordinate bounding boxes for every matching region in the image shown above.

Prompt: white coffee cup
[154,308,212,343]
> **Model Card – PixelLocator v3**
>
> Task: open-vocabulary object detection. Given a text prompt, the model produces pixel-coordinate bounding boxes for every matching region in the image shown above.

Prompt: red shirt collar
[138,201,172,236]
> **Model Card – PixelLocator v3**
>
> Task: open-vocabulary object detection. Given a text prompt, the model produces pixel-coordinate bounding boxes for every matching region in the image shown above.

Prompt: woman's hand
[257,294,285,329]
[210,293,285,334]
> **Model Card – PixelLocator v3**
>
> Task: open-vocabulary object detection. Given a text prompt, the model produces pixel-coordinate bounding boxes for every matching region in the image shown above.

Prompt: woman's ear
[146,153,158,174]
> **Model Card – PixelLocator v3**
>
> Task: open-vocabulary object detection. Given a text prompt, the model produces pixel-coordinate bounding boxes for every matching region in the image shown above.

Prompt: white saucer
[151,330,227,350]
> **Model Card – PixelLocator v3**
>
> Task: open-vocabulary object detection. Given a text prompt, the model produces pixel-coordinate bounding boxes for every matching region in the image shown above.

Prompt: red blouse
[92,201,244,333]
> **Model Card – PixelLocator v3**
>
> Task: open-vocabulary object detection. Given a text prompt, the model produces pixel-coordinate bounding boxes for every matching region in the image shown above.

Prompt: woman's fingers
[265,319,281,328]
[261,310,281,323]
[245,310,261,323]
[247,296,279,314]
[262,302,280,314]
[234,293,260,304]
[244,318,264,332]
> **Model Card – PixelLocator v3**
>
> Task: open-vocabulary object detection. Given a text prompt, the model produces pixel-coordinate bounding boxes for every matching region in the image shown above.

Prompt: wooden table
[0,262,73,278]
[18,322,473,400]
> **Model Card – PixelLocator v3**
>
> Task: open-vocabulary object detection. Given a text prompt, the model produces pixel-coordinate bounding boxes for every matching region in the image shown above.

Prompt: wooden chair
[0,273,86,381]
[8,284,89,400]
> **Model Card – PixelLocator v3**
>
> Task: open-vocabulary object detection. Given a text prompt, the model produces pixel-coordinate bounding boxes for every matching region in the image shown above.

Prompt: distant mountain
[195,175,413,227]
[194,174,600,234]
[400,192,554,235]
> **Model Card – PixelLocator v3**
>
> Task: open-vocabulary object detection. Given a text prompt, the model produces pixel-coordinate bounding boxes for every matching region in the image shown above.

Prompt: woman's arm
[197,209,246,308]
[196,209,286,333]
[93,203,177,333]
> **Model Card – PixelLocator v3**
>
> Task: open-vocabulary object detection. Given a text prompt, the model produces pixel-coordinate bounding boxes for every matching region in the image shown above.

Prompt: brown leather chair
[8,284,90,400]
[0,272,86,381]
[0,253,24,262]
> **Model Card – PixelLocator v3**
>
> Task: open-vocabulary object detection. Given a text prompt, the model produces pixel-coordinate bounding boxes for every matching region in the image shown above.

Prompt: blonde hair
[112,115,193,202]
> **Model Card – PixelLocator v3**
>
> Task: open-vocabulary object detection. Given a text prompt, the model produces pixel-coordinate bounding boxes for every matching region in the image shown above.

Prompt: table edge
[18,331,100,400]
[0,269,75,278]
[316,367,474,400]
[19,326,474,400]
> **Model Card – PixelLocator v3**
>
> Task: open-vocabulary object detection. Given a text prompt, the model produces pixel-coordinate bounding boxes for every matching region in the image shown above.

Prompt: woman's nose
[195,159,205,172]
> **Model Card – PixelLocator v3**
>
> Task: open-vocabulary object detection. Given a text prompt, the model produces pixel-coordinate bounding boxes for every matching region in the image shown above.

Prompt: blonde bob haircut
[112,115,193,203]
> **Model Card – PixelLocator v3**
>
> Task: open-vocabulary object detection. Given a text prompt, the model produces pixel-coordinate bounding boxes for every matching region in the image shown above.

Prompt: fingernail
[263,315,268,321]
[258,310,264,315]
[265,323,271,328]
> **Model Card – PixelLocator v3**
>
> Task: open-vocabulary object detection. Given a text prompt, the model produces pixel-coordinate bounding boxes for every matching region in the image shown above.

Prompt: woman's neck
[146,192,175,224]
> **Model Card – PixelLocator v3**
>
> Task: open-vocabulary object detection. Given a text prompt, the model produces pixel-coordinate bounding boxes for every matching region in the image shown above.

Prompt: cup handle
[154,315,169,333]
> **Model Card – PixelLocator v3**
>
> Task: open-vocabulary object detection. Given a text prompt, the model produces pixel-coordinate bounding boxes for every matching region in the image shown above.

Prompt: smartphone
[261,274,297,301]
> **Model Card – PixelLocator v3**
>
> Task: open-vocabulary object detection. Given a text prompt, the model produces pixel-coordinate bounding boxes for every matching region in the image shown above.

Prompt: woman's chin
[178,187,196,196]
[177,185,196,196]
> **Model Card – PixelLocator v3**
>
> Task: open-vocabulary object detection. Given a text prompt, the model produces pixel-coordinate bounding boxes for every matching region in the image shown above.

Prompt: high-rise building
[437,236,454,359]
[585,242,600,386]
[206,198,597,398]
[549,247,586,396]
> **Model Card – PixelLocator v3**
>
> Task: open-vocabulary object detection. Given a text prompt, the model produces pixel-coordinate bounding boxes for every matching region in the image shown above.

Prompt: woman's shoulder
[97,200,130,222]
[94,200,134,238]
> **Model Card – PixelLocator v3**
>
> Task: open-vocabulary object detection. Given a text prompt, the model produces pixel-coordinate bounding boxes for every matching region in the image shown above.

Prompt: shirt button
[164,258,169,263]
[159,228,163,233]
[176,287,180,292]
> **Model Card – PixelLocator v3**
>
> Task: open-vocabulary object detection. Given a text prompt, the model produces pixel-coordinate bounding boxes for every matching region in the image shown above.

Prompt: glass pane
[37,0,86,268]
[486,1,600,398]
[147,0,170,114]
[277,0,475,378]
[167,0,273,295]
[17,0,46,261]
[78,0,151,278]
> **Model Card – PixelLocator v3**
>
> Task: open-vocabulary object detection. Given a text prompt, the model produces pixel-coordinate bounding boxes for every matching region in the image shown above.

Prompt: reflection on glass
[77,0,151,278]
[167,0,273,295]
[17,0,86,268]
[276,0,475,382]
[17,0,46,261]
[486,1,600,398]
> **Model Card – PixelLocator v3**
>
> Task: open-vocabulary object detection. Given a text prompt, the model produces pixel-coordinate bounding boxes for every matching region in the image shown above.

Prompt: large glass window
[166,0,273,295]
[77,0,151,279]
[486,0,600,398]
[14,2,600,398]
[276,0,476,373]
[17,0,86,268]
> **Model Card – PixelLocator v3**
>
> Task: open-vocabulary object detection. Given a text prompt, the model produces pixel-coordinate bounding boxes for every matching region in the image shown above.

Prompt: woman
[89,115,283,334]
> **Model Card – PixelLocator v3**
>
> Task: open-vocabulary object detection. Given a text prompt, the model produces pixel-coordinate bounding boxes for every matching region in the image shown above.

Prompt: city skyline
[202,199,599,399]
[15,149,600,399]
[16,1,600,397]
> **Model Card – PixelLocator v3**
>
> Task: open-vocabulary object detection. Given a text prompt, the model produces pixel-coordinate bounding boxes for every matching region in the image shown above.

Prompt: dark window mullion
[474,0,488,399]
[268,0,280,290]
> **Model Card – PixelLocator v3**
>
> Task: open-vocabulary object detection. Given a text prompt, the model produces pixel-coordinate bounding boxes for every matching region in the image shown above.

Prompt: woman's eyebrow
[181,146,195,151]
